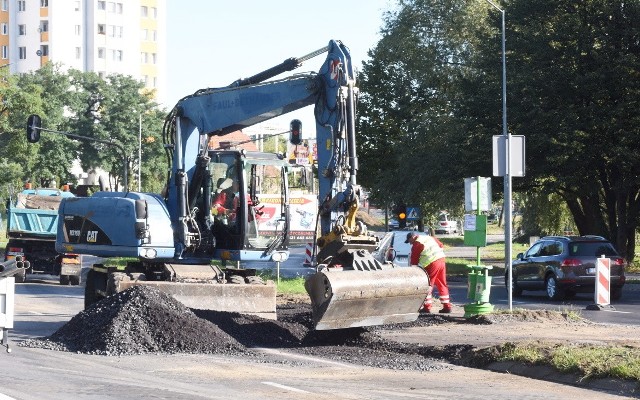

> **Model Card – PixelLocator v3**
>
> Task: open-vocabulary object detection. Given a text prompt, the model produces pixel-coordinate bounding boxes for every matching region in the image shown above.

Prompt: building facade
[0,0,166,103]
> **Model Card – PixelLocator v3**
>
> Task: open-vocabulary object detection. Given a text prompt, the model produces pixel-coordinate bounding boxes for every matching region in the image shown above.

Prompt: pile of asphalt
[19,285,456,371]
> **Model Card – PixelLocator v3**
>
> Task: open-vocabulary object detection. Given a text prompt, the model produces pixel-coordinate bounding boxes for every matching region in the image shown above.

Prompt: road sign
[493,135,525,177]
[406,207,420,221]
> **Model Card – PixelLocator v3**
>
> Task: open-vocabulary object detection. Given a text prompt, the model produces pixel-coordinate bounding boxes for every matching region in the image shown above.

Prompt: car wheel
[504,273,523,296]
[545,275,565,300]
[59,275,70,285]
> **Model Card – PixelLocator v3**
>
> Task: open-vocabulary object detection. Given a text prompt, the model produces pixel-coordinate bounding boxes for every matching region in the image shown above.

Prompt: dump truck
[4,187,81,284]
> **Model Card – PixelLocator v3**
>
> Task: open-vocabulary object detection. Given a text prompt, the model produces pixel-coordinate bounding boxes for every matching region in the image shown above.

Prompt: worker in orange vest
[406,231,452,313]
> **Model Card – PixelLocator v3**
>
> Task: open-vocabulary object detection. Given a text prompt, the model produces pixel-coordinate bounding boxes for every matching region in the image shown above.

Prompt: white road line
[254,347,357,368]
[0,392,17,400]
[261,382,311,394]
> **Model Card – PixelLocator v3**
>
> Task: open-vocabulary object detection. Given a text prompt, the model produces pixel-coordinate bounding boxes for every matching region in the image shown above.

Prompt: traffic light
[289,119,302,145]
[26,114,41,143]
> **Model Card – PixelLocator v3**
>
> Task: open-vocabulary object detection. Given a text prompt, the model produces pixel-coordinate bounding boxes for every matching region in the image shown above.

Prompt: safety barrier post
[303,242,314,267]
[586,256,615,311]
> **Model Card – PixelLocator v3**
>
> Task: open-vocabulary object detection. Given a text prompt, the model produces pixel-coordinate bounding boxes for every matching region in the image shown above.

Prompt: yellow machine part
[305,266,430,330]
[117,280,277,320]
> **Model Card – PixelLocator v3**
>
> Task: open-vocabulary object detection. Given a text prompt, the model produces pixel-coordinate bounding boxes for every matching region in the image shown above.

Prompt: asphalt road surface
[0,277,631,400]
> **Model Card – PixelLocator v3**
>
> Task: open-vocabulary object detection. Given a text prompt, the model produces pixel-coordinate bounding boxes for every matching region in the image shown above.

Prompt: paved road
[0,279,629,400]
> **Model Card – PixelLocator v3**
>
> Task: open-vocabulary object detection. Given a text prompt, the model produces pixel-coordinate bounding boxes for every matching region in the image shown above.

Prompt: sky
[165,0,392,138]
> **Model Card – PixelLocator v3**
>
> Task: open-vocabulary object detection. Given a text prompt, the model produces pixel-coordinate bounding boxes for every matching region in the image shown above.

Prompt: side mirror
[516,252,524,260]
[26,114,42,143]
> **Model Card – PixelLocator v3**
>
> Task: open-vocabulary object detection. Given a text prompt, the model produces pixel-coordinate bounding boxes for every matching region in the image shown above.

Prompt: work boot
[419,305,432,313]
[439,306,452,314]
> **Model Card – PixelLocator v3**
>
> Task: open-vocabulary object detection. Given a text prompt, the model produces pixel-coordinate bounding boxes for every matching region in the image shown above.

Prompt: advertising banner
[257,193,318,244]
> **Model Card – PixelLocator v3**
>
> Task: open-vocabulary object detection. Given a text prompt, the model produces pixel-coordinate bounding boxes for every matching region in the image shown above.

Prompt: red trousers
[424,258,451,310]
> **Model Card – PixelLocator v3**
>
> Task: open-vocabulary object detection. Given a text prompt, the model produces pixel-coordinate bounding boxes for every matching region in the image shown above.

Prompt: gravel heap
[20,285,245,356]
[19,285,466,371]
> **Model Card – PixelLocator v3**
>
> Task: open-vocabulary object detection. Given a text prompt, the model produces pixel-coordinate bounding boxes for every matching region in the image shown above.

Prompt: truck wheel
[84,270,99,309]
[70,275,81,286]
[59,275,70,285]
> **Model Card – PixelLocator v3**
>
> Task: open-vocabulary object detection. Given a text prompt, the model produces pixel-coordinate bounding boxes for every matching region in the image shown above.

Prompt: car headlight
[271,251,289,262]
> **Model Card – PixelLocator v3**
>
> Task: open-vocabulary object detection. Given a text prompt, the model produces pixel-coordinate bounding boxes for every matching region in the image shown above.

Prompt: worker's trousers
[423,258,451,310]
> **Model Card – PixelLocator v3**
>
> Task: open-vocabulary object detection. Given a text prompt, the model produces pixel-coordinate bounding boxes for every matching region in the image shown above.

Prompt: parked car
[434,213,458,234]
[374,230,430,267]
[507,235,626,301]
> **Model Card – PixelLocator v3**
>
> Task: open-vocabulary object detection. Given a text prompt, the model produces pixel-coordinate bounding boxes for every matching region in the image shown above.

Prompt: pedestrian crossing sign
[406,207,420,221]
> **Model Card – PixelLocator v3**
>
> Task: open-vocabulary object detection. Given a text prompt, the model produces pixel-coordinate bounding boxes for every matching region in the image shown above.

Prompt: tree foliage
[0,63,167,207]
[357,0,640,260]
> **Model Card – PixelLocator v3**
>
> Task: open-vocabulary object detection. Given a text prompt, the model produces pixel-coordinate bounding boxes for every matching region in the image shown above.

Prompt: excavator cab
[203,150,290,261]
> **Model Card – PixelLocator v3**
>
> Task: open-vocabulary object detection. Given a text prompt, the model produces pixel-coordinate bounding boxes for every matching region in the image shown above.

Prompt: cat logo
[86,231,98,243]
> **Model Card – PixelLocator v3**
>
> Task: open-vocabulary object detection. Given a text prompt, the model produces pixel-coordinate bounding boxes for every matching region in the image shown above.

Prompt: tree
[467,0,640,259]
[66,70,163,191]
[357,0,494,221]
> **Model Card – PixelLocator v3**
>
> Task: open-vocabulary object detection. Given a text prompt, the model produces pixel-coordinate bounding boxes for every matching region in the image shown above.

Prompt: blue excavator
[30,40,429,330]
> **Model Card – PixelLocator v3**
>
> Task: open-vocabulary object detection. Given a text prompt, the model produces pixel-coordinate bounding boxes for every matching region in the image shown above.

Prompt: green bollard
[464,265,494,318]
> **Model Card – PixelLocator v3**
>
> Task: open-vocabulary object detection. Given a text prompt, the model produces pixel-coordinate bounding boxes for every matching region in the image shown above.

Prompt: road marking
[0,393,17,400]
[261,382,311,394]
[254,347,356,368]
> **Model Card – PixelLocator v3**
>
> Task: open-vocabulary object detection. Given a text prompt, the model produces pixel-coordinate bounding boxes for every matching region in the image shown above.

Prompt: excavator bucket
[116,280,277,320]
[305,266,430,330]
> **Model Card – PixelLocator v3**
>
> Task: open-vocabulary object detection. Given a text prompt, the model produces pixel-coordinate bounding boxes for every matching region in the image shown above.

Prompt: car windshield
[569,241,617,257]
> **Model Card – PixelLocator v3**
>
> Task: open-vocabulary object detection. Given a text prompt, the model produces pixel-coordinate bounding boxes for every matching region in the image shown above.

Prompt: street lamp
[484,0,512,310]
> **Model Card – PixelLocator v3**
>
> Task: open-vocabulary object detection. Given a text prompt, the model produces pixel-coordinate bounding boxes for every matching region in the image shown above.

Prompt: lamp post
[484,0,512,310]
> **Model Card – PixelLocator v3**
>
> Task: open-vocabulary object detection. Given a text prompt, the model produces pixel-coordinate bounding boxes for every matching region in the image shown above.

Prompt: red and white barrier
[304,242,314,267]
[587,256,614,310]
[595,256,611,306]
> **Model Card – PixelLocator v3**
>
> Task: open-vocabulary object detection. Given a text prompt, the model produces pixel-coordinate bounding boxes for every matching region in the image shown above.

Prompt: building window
[141,29,147,41]
[151,53,157,64]
[152,30,157,41]
[97,47,105,59]
[39,21,48,33]
[19,47,26,60]
[140,5,147,17]
[108,1,115,12]
[18,1,25,11]
[152,77,157,88]
[116,2,122,14]
[97,1,105,10]
[1,0,7,12]
[75,47,81,59]
[18,25,26,35]
[151,7,157,18]
[39,45,48,56]
[1,46,7,59]
[74,1,80,11]
[97,24,105,35]
[40,0,48,7]
[116,50,123,62]
[98,71,105,79]
[1,24,7,35]
[140,52,147,63]
[75,25,81,35]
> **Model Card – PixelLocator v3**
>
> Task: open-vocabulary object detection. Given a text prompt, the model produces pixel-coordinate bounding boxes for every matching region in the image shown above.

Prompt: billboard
[256,193,318,244]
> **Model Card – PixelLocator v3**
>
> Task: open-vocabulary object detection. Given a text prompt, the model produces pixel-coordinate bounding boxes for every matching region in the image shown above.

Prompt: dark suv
[507,235,626,301]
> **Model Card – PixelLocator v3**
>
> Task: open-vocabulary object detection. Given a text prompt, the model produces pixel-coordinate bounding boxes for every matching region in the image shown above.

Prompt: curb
[486,361,640,398]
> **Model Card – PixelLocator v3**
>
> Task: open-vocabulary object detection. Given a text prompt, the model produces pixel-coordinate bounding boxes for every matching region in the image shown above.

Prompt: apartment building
[0,0,166,103]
